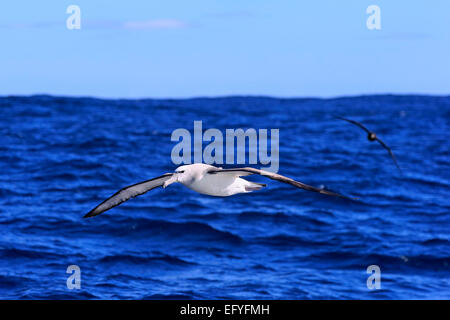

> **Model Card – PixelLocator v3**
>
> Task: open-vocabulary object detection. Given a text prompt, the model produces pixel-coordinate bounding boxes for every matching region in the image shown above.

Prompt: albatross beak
[163,174,178,188]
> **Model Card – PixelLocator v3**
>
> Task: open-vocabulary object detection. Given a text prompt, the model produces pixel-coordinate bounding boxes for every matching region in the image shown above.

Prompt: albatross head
[162,164,195,188]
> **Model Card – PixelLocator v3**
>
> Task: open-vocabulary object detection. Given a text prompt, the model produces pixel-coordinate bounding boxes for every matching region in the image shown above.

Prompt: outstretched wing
[208,168,354,199]
[84,173,173,218]
[375,138,401,171]
[336,116,371,134]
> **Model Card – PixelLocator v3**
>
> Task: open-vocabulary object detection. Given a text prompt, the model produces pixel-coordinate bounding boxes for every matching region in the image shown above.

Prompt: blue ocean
[0,94,448,299]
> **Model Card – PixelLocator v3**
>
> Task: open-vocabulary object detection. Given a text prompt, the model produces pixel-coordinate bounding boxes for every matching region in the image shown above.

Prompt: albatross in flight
[84,163,352,218]
[337,116,401,171]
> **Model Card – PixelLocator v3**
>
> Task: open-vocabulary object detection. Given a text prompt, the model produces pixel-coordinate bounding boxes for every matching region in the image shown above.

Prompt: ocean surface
[0,94,449,299]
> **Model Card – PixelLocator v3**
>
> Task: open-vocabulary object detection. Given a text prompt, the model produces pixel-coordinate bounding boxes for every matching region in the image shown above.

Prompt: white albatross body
[84,163,352,218]
[168,163,263,196]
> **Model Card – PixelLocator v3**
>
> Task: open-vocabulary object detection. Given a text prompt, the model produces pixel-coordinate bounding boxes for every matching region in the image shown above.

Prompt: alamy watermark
[66,5,81,30]
[171,121,279,173]
[366,265,381,290]
[366,5,381,30]
[66,265,81,289]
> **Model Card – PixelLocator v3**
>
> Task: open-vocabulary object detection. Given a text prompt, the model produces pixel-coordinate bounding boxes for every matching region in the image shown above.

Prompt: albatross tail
[244,181,266,192]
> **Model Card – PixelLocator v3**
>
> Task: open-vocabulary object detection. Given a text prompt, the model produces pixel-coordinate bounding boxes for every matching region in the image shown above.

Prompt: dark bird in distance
[336,116,401,172]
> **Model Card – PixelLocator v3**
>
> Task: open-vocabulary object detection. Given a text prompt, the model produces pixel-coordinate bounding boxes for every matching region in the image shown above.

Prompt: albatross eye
[177,170,185,173]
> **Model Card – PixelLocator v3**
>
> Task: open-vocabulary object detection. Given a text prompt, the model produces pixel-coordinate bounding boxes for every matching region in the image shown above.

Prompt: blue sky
[0,0,449,98]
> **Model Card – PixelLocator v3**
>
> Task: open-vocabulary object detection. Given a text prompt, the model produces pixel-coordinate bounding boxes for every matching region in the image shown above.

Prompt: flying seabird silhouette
[84,163,352,218]
[337,116,401,171]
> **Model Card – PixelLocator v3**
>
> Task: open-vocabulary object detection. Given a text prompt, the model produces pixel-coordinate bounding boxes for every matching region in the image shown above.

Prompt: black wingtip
[83,211,95,219]
[329,189,359,201]
[393,159,403,173]
[319,188,358,201]
[339,193,359,201]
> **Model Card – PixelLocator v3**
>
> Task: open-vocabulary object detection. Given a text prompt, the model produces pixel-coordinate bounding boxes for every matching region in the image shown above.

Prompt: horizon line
[1,92,449,101]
